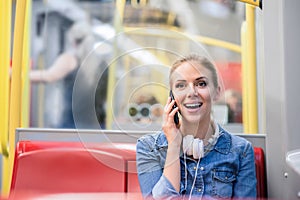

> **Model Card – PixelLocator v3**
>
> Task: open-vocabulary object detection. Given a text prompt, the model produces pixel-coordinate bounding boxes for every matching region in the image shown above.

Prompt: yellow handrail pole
[105,0,126,129]
[21,0,32,128]
[238,0,262,9]
[241,21,249,133]
[0,0,12,157]
[245,5,258,133]
[124,27,242,54]
[194,35,241,54]
[2,0,28,196]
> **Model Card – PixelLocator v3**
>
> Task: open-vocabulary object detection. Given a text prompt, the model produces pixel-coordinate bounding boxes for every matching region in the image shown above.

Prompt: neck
[181,117,214,141]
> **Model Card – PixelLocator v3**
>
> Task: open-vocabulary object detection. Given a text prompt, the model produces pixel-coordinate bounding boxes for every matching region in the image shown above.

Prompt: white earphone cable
[189,158,201,200]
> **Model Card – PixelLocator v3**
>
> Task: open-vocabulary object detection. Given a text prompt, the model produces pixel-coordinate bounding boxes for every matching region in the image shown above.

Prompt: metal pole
[2,0,28,196]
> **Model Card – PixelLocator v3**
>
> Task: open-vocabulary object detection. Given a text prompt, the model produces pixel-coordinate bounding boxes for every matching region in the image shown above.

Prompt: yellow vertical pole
[246,5,258,133]
[0,0,12,157]
[241,5,258,134]
[0,0,12,195]
[21,0,32,128]
[241,21,249,133]
[105,0,125,129]
[37,55,45,127]
[2,0,28,196]
[151,52,168,104]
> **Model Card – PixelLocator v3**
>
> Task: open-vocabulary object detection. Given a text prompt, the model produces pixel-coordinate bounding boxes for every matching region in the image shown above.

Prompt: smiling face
[170,56,220,126]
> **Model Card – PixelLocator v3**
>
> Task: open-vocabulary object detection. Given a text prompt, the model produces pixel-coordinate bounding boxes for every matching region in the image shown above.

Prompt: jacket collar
[213,126,231,154]
[154,125,232,154]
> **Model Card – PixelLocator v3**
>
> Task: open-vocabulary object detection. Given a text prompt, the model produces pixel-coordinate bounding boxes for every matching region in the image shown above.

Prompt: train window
[29,0,261,133]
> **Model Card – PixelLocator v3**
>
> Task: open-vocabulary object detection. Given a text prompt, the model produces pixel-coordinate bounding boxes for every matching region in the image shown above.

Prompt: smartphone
[169,90,179,125]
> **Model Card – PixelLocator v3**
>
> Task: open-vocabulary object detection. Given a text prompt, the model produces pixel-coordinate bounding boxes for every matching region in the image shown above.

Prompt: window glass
[30,0,255,133]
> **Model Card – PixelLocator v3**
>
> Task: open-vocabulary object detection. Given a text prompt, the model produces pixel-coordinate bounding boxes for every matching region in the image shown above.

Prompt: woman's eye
[195,81,207,87]
[175,83,186,89]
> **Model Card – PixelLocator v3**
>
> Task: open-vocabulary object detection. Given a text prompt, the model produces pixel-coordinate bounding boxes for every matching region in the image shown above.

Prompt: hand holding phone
[169,90,179,125]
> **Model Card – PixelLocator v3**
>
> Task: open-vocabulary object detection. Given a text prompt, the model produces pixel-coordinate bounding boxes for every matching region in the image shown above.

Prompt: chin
[183,115,202,124]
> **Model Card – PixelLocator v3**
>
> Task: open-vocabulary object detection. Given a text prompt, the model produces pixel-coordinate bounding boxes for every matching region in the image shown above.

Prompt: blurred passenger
[214,89,242,123]
[136,54,256,199]
[30,21,107,128]
[224,89,242,123]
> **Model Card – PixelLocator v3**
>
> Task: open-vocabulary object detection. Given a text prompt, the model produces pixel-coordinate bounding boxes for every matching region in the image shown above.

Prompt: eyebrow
[195,77,207,81]
[175,76,207,82]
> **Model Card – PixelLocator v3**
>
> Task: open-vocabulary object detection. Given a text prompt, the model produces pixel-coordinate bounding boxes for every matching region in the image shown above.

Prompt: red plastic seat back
[254,147,267,198]
[11,142,127,193]
[13,142,266,197]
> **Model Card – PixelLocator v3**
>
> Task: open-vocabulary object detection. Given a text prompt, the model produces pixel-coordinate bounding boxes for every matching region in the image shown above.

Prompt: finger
[164,97,173,111]
[167,105,179,126]
[163,100,177,123]
[169,105,179,117]
[164,97,171,111]
[167,96,171,104]
[165,99,177,114]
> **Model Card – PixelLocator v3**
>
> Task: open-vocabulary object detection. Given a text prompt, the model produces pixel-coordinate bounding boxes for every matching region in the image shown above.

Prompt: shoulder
[136,131,167,152]
[218,126,254,154]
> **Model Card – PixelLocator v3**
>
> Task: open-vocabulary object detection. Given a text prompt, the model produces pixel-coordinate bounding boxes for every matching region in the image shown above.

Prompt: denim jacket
[136,125,257,199]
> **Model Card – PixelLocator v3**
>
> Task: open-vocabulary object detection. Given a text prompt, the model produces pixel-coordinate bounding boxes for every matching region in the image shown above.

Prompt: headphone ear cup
[193,138,204,159]
[183,136,204,159]
[183,135,194,155]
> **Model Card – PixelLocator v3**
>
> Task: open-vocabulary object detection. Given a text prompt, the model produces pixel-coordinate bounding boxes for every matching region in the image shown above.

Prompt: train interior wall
[264,0,300,199]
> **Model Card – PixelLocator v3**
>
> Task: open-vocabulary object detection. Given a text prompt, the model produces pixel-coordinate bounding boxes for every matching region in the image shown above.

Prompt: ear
[213,86,221,101]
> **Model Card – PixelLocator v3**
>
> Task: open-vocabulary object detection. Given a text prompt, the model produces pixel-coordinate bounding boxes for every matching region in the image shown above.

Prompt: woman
[136,54,257,199]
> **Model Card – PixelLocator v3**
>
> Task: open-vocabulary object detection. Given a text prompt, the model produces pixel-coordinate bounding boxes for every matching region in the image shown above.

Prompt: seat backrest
[16,141,137,161]
[11,141,266,197]
[254,147,267,198]
[11,142,128,193]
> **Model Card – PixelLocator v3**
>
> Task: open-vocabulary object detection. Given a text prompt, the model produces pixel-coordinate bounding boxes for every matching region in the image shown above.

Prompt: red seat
[11,141,266,198]
[254,147,267,198]
[11,141,129,194]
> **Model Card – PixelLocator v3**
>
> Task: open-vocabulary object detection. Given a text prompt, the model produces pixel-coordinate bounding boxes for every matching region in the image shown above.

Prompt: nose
[187,83,198,97]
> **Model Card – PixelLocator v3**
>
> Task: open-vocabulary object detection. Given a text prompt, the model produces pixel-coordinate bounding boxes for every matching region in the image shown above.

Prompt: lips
[184,102,203,109]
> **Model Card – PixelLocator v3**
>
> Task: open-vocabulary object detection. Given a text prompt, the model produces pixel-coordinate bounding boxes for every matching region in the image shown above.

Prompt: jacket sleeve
[233,141,257,198]
[136,135,180,199]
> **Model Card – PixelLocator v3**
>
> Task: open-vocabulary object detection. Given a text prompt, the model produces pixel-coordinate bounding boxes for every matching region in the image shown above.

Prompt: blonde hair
[169,53,219,89]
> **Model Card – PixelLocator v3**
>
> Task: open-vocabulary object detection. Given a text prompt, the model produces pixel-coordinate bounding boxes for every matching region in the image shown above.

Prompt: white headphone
[182,121,219,159]
[182,135,204,159]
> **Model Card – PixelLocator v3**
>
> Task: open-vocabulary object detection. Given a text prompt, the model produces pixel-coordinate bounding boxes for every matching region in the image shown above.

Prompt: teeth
[185,103,202,108]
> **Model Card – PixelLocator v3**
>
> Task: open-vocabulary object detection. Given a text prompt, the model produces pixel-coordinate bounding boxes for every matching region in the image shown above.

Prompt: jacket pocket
[212,168,236,198]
